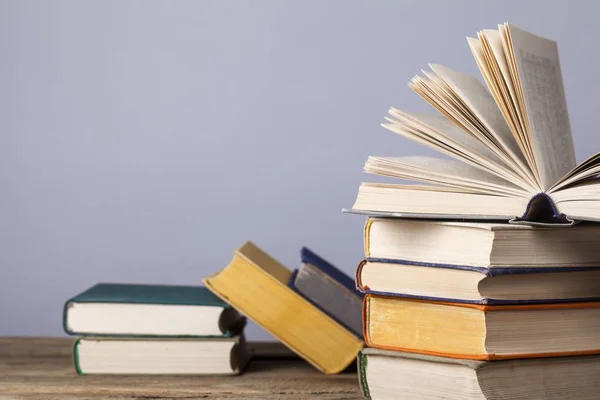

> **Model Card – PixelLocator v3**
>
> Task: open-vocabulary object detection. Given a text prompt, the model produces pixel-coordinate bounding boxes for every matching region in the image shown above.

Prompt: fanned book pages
[348,23,600,225]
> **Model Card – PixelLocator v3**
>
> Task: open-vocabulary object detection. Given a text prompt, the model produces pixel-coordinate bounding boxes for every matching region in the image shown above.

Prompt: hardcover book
[363,218,600,268]
[358,348,600,400]
[363,294,600,360]
[356,260,600,304]
[74,335,249,375]
[64,283,245,337]
[203,241,363,374]
[347,23,600,225]
[288,247,363,336]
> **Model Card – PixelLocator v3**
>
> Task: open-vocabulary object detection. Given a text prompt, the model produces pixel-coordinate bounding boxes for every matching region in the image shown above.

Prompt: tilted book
[346,23,600,225]
[363,294,600,361]
[63,283,245,337]
[288,247,363,336]
[358,348,600,400]
[203,241,363,374]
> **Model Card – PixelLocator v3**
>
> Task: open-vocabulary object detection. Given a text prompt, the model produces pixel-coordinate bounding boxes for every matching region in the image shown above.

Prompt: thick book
[73,335,249,375]
[357,260,600,304]
[363,218,600,268]
[288,247,363,336]
[347,23,600,225]
[358,348,600,400]
[363,294,600,360]
[203,241,363,374]
[64,283,245,337]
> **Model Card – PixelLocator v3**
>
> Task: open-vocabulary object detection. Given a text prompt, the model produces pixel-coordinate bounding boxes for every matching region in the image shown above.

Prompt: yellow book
[203,241,363,374]
[364,294,600,361]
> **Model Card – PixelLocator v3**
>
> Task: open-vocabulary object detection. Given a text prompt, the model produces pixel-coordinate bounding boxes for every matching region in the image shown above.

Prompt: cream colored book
[74,335,249,375]
[203,241,363,374]
[349,23,600,225]
[359,348,600,400]
[362,218,600,268]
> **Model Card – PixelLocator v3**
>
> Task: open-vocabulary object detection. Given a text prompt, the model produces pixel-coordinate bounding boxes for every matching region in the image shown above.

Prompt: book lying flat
[64,283,245,337]
[357,260,600,304]
[348,23,600,225]
[203,242,363,374]
[364,218,600,268]
[288,247,363,336]
[363,294,600,360]
[359,348,600,400]
[74,335,249,375]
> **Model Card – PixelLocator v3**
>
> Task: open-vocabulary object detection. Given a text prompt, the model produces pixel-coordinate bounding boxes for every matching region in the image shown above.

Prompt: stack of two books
[347,22,600,399]
[63,283,249,375]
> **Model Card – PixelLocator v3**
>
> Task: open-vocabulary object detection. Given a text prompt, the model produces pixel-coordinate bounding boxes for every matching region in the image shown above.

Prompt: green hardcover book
[63,283,245,337]
[73,335,250,375]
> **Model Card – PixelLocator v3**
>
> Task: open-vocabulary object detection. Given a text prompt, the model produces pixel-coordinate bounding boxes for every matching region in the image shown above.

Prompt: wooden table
[0,338,362,399]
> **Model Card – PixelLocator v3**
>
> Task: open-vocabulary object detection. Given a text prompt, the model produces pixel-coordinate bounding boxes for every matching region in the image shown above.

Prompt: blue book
[357,259,600,305]
[289,248,363,336]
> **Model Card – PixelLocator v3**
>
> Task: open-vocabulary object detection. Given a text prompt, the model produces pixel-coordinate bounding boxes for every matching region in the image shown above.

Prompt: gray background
[2,0,599,339]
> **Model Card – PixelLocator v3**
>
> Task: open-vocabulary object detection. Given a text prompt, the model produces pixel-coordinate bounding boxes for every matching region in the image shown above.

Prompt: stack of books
[63,283,249,375]
[355,219,600,398]
[63,246,363,376]
[348,23,600,399]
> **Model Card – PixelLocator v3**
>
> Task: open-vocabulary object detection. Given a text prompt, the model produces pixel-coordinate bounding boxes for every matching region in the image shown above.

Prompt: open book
[349,23,600,225]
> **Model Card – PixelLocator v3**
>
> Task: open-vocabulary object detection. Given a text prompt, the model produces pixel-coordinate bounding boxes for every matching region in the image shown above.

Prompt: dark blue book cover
[289,248,363,336]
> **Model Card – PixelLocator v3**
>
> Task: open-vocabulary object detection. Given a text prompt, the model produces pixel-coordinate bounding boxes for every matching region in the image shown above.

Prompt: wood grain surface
[0,338,362,400]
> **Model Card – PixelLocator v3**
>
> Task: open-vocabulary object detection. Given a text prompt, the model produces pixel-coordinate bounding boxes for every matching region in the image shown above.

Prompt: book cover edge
[358,289,600,305]
[364,293,600,311]
[67,283,231,307]
[358,351,371,400]
[364,258,600,275]
[73,338,84,376]
[363,342,600,361]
